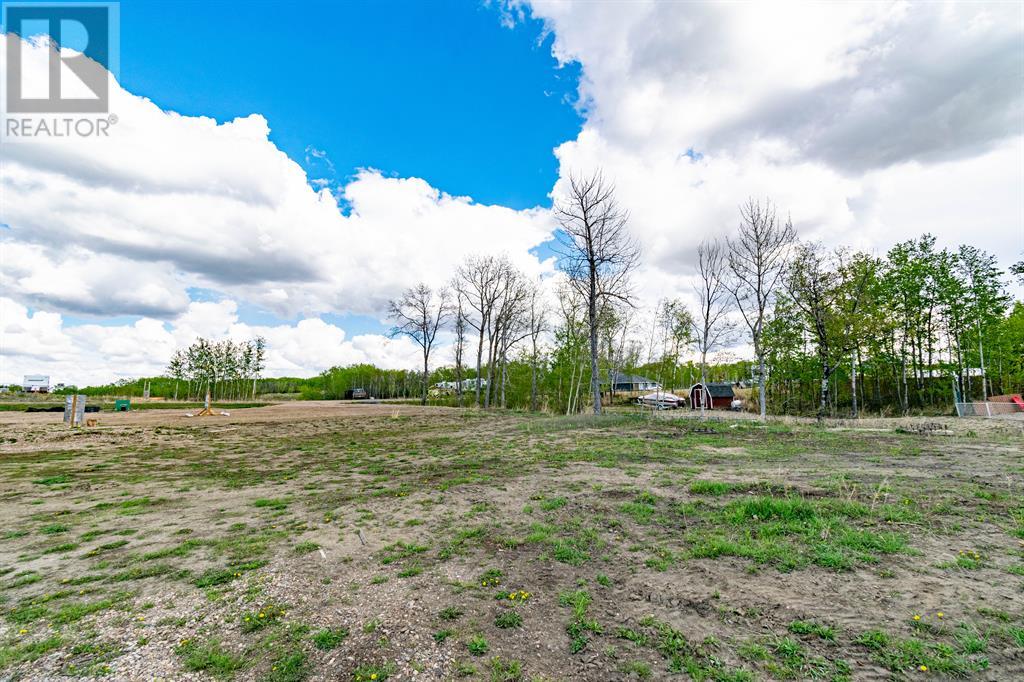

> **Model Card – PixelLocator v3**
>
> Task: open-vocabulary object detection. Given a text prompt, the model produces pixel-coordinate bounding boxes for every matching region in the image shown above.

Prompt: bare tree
[388,283,451,405]
[454,255,508,407]
[452,295,468,407]
[555,170,640,415]
[555,279,589,415]
[488,268,531,408]
[484,267,518,407]
[690,238,736,418]
[526,281,549,412]
[726,198,796,420]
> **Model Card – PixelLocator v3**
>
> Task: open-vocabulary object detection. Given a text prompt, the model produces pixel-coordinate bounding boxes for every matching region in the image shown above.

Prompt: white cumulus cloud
[528,0,1024,307]
[0,34,556,321]
[0,297,423,386]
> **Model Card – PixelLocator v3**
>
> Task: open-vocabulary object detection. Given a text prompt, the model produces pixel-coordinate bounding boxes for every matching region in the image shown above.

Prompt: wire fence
[954,402,1024,418]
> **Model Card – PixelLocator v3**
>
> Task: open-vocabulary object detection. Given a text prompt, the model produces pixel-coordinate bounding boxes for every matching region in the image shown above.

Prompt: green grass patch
[311,627,348,650]
[175,638,246,675]
[265,649,306,682]
[0,635,63,668]
[380,540,428,565]
[293,541,320,555]
[33,474,71,486]
[253,498,289,510]
[240,603,284,633]
[559,589,600,653]
[540,497,568,511]
[467,635,489,656]
[495,610,523,629]
[353,662,396,681]
[855,629,987,675]
[788,619,836,641]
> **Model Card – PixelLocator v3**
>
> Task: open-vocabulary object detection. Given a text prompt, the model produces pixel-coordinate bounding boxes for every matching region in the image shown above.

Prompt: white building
[432,378,489,392]
[22,375,50,392]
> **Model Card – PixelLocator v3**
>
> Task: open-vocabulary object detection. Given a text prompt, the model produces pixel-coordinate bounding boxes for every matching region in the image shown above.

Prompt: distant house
[22,375,50,393]
[431,378,488,393]
[688,382,735,410]
[605,372,661,393]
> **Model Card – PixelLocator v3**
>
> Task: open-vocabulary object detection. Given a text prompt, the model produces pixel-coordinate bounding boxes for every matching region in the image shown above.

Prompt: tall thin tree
[690,238,736,418]
[554,170,640,415]
[725,198,796,420]
[388,283,451,406]
[525,282,548,412]
[454,255,508,407]
[452,295,468,407]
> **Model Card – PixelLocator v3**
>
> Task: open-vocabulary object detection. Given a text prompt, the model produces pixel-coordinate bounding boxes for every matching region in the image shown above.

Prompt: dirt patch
[0,406,1021,681]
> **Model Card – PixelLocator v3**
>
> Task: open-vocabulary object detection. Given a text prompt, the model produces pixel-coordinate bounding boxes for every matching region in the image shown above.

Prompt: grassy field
[0,403,1022,681]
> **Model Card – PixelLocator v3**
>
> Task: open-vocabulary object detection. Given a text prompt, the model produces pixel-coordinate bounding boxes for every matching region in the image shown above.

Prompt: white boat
[637,391,683,409]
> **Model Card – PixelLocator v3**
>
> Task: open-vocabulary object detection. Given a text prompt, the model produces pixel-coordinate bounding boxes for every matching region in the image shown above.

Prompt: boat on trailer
[637,391,683,409]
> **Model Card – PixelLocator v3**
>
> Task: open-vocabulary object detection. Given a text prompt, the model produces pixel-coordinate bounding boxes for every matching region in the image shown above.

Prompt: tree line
[165,337,267,401]
[386,170,1022,419]
[74,169,1020,419]
[765,236,1021,417]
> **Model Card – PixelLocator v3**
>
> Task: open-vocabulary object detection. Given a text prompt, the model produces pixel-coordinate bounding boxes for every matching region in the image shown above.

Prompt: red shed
[689,382,735,410]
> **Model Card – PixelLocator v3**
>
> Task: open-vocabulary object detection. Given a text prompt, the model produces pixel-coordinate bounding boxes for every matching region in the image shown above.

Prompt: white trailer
[22,375,50,392]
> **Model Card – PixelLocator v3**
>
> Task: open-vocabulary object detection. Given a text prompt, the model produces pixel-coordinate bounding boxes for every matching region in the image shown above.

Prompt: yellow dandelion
[919,665,928,671]
[371,674,378,680]
[259,612,266,618]
[18,628,27,635]
[913,614,921,621]
[936,612,944,618]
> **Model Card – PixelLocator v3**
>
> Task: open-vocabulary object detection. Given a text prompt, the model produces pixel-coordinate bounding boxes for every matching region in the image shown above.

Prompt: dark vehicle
[345,388,369,400]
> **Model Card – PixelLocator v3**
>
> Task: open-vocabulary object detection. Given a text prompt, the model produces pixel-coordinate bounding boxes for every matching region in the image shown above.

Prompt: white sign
[63,394,86,427]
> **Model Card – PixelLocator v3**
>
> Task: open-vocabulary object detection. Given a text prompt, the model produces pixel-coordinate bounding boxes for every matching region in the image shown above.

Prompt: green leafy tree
[785,243,872,420]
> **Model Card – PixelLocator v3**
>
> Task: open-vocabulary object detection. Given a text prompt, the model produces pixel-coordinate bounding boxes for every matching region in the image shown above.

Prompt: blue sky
[47,0,582,334]
[119,0,581,209]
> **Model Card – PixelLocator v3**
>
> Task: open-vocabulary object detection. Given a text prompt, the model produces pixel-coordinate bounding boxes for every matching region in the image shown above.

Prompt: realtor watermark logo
[2,1,120,140]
